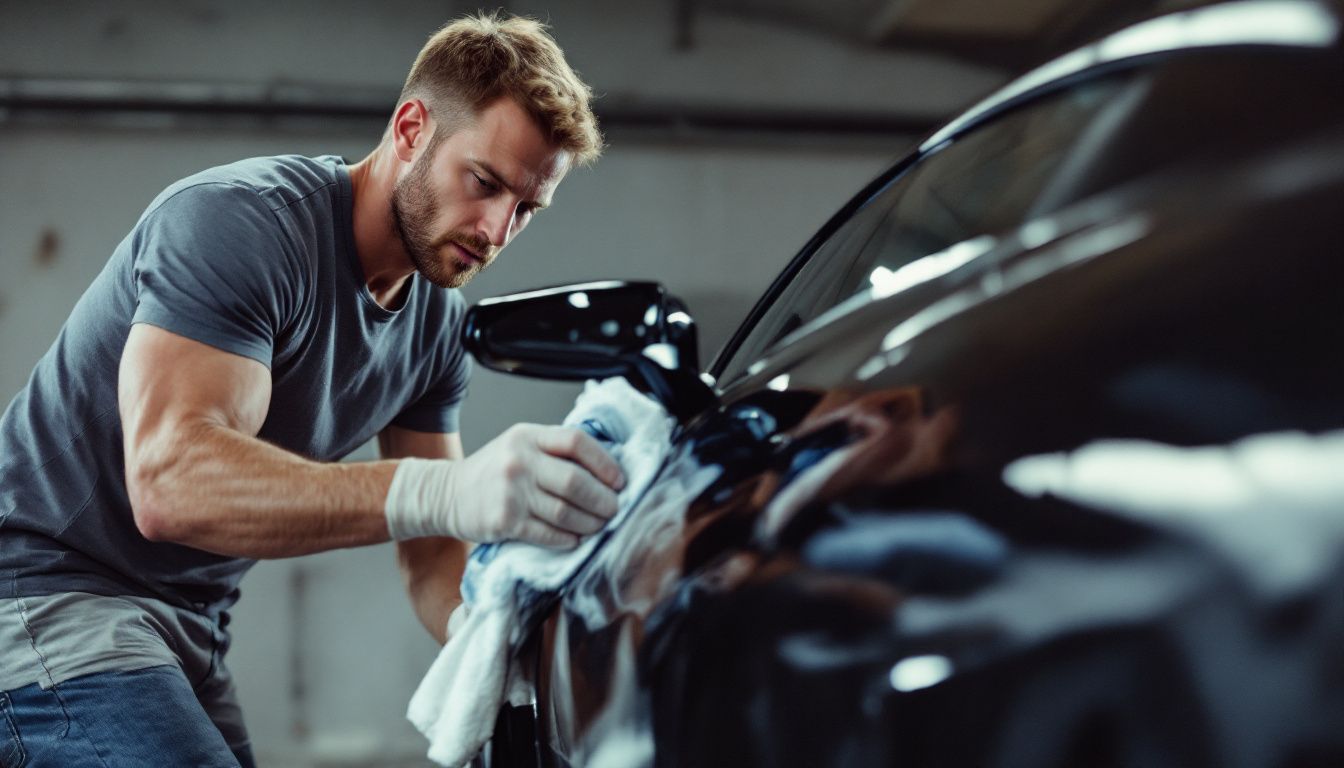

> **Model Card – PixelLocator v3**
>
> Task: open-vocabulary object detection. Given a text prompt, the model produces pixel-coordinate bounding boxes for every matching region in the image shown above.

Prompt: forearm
[128,419,399,558]
[397,537,469,645]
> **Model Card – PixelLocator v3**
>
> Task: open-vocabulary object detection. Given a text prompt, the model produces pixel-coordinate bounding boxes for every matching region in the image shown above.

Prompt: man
[0,13,620,767]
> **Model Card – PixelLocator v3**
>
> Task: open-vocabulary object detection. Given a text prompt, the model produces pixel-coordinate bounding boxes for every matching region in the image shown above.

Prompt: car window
[715,73,1138,385]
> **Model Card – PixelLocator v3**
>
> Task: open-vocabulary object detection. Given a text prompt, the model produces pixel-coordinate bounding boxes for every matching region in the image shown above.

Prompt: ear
[390,99,433,164]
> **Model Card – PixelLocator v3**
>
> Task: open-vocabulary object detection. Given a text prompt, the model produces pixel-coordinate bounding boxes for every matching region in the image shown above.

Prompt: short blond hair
[399,12,603,166]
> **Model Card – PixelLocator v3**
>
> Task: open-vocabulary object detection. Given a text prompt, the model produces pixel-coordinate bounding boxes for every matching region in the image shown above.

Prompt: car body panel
[472,3,1344,765]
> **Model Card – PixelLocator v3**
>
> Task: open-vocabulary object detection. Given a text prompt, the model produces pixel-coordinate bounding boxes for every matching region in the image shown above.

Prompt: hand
[384,424,625,549]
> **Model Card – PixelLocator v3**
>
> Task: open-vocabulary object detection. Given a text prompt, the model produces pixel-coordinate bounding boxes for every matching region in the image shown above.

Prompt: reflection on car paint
[889,654,955,692]
[754,388,958,540]
[566,442,723,632]
[868,234,998,297]
[802,513,1009,595]
[875,216,1151,356]
[1004,429,1344,595]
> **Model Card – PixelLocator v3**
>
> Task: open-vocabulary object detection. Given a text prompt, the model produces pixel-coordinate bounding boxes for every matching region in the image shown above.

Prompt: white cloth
[407,378,675,768]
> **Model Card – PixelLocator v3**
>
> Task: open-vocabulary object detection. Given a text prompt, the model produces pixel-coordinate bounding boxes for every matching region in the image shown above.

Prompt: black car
[461,1,1344,765]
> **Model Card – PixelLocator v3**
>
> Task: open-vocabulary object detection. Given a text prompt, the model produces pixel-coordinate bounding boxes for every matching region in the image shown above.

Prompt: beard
[390,147,496,289]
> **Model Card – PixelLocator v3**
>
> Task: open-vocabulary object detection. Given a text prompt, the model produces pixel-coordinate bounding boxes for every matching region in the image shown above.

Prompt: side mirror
[462,281,717,421]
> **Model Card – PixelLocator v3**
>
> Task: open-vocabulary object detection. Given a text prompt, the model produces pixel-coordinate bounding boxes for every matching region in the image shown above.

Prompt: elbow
[126,462,184,543]
[122,410,221,545]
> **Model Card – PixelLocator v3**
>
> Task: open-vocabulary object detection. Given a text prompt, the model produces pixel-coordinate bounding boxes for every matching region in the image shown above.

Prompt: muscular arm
[381,426,468,645]
[121,322,622,593]
[119,323,397,558]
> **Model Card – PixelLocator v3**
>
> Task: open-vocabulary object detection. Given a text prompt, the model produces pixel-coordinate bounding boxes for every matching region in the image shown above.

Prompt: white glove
[384,424,625,549]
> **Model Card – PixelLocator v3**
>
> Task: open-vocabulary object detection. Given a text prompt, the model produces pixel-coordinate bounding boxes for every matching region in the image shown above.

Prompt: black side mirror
[462,281,717,421]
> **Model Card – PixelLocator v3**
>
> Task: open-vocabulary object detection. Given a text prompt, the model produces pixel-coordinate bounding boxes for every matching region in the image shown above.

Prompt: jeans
[0,665,255,768]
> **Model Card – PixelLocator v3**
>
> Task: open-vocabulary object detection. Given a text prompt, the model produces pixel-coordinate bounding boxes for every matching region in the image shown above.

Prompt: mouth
[447,241,483,265]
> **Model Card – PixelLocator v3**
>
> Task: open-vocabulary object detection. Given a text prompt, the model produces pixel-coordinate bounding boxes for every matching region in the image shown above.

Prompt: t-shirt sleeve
[389,297,472,434]
[130,183,303,367]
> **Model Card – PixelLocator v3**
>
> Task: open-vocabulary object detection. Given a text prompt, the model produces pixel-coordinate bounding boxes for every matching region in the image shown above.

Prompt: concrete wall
[0,2,1000,764]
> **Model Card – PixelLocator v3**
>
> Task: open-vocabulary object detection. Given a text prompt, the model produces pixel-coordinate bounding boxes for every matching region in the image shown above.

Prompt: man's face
[391,97,570,289]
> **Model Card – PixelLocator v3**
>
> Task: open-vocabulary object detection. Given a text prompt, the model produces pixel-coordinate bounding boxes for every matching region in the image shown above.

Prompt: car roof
[709,0,1343,384]
[923,0,1342,152]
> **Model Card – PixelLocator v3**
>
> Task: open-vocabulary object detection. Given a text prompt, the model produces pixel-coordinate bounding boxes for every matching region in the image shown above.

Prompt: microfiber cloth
[408,377,675,768]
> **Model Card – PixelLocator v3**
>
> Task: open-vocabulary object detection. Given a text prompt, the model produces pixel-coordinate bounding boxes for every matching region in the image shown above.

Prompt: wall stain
[36,229,60,268]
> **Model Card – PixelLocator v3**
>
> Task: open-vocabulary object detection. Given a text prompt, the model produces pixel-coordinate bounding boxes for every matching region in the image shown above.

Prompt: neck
[348,145,415,308]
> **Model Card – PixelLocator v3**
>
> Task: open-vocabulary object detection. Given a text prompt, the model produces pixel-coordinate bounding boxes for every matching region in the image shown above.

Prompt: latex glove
[384,424,625,549]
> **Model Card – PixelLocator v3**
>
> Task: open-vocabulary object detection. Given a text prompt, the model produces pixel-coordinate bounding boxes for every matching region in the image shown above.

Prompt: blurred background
[0,0,1160,764]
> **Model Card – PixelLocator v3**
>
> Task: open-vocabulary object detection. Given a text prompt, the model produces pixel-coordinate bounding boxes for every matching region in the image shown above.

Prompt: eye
[471,172,498,192]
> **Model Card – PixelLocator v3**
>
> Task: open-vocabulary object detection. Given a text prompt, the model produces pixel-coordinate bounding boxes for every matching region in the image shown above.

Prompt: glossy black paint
[468,2,1344,766]
[462,281,715,421]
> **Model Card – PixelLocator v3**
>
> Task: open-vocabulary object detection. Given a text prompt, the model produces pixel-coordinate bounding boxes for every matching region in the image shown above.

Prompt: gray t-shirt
[0,154,471,617]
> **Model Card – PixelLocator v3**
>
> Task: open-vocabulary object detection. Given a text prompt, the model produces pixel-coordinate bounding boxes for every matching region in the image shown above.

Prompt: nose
[479,198,519,249]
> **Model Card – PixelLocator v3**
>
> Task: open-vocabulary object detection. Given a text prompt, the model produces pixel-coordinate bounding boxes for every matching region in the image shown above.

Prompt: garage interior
[0,0,1288,765]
